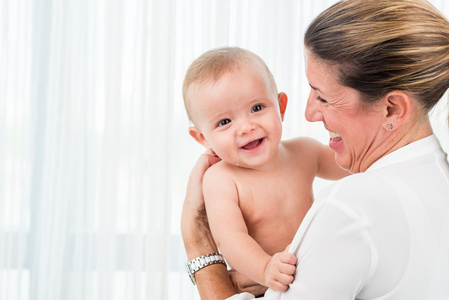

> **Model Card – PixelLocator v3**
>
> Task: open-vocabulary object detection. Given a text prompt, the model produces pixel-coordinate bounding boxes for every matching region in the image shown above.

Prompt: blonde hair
[182,47,278,121]
[305,0,449,112]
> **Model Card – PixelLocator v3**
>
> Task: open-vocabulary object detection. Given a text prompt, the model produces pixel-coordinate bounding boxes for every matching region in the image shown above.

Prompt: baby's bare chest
[237,178,312,219]
[234,172,314,247]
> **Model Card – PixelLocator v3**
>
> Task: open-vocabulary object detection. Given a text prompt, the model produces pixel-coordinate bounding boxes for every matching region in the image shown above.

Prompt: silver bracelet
[185,253,227,285]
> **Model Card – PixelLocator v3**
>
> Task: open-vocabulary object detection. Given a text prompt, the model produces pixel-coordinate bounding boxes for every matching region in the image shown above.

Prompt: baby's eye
[218,119,231,127]
[251,104,264,113]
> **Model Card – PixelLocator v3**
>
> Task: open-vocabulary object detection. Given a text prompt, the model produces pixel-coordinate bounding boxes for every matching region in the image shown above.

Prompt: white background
[1,0,448,299]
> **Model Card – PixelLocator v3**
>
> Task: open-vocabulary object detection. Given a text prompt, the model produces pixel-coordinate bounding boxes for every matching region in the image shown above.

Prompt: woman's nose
[304,92,323,122]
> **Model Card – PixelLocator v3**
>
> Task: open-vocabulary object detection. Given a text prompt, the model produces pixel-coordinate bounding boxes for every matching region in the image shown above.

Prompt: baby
[182,47,347,293]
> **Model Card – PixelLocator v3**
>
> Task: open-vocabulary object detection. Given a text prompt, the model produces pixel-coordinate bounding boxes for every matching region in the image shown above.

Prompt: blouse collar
[366,134,443,172]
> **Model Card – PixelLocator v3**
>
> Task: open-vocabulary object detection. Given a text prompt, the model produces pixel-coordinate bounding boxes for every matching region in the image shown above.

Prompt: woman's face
[304,50,388,173]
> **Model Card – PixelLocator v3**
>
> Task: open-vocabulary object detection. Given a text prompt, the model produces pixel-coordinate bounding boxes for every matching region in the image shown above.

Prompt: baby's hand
[264,247,297,292]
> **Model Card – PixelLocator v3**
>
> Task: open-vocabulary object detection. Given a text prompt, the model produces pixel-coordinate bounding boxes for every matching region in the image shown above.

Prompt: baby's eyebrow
[207,112,229,125]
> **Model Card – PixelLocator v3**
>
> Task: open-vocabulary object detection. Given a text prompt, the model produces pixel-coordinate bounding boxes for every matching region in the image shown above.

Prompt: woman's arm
[182,204,237,299]
[181,151,237,299]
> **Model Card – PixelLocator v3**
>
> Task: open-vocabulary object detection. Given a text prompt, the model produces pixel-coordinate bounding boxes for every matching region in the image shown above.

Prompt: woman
[181,0,449,298]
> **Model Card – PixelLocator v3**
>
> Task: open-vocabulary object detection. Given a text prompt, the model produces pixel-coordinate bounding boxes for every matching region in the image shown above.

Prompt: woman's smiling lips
[329,131,341,142]
[328,131,342,150]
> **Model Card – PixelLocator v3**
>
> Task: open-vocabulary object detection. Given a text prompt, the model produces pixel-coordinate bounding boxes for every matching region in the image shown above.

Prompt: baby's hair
[182,47,277,122]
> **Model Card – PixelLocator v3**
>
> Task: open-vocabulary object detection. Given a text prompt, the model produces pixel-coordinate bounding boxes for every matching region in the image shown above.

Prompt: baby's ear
[189,127,212,149]
[278,92,288,121]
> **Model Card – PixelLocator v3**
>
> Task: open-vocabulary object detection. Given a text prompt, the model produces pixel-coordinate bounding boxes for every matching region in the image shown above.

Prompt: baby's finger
[279,251,297,265]
[268,279,290,292]
[279,263,296,276]
[274,272,295,286]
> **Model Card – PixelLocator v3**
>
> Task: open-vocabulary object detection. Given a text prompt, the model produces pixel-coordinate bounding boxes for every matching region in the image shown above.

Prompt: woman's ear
[383,91,411,130]
[278,92,288,121]
[189,127,212,149]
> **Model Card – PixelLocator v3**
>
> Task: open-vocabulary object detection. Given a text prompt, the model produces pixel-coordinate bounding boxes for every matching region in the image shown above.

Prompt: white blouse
[229,135,449,300]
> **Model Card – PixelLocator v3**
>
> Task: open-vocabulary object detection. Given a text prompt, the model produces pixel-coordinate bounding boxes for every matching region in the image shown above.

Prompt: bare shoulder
[281,137,327,159]
[202,161,239,202]
[203,160,236,182]
[283,137,349,180]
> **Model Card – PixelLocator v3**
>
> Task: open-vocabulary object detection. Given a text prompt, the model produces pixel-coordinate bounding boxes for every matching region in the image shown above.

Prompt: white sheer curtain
[1,0,448,299]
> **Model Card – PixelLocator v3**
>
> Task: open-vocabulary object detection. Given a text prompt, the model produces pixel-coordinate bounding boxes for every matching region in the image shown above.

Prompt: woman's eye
[218,119,231,127]
[252,104,263,113]
[316,96,327,103]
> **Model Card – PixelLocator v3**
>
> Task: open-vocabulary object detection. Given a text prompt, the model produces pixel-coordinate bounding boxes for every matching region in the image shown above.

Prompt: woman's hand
[230,269,268,297]
[183,149,221,227]
[181,151,236,299]
[181,149,221,259]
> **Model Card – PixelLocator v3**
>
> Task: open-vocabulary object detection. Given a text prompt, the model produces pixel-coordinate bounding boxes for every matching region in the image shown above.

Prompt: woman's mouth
[241,138,264,151]
[329,131,342,143]
[328,131,342,151]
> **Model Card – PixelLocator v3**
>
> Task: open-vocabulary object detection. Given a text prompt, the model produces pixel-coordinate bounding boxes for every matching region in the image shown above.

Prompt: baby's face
[188,65,286,169]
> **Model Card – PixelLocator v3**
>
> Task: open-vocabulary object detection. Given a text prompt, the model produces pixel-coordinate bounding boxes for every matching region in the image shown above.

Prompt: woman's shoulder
[316,170,397,209]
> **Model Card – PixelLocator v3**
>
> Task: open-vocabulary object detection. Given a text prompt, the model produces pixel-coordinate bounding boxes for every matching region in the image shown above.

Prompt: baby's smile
[241,138,265,151]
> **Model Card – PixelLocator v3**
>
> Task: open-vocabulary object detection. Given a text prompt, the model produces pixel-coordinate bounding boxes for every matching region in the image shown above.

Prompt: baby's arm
[203,165,296,291]
[294,137,350,180]
[315,141,351,179]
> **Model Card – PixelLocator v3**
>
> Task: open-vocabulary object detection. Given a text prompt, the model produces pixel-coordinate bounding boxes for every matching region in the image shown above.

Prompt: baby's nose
[237,119,256,135]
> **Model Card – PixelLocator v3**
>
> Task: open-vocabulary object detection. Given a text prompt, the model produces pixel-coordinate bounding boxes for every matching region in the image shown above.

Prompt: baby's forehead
[196,61,268,88]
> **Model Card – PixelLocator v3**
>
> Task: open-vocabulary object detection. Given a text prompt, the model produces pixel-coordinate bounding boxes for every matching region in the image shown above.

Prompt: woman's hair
[305,0,449,112]
[182,47,278,121]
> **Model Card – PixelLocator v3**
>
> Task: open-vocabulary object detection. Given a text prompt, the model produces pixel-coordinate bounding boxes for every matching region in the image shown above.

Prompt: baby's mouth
[241,138,264,150]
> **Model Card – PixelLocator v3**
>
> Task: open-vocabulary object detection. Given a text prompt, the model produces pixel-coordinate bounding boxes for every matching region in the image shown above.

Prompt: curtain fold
[1,0,448,299]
